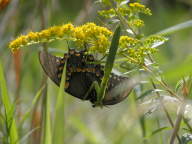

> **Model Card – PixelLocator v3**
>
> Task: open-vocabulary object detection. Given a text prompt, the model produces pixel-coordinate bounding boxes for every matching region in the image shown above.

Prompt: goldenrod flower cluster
[9,21,166,65]
[144,35,166,46]
[119,36,139,49]
[73,23,112,53]
[129,2,152,15]
[97,1,164,65]
[118,35,166,64]
[9,24,75,51]
[9,23,112,53]
[98,2,151,28]
[130,19,144,27]
[99,3,151,17]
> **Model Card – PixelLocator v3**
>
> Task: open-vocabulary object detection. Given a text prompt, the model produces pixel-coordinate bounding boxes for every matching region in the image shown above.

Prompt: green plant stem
[121,53,183,142]
[109,0,137,37]
[170,101,186,144]
[147,55,182,143]
[121,53,181,100]
[144,65,181,100]
[115,10,137,36]
[146,55,182,143]
[38,0,48,143]
[151,80,181,143]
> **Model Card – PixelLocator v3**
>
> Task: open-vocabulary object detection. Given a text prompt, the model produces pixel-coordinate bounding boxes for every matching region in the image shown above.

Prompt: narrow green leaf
[0,60,19,144]
[156,20,192,35]
[150,126,170,136]
[139,115,146,139]
[143,126,171,140]
[53,62,67,144]
[105,25,121,75]
[98,25,121,103]
[42,83,52,144]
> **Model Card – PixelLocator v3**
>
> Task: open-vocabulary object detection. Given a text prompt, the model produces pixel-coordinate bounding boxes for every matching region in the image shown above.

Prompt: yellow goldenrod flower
[9,22,112,54]
[73,27,86,47]
[9,35,28,51]
[118,35,166,65]
[119,36,139,48]
[129,2,152,15]
[89,34,110,53]
[131,19,144,27]
[60,23,75,37]
[98,9,115,18]
[39,29,51,40]
[27,32,40,42]
[129,2,145,9]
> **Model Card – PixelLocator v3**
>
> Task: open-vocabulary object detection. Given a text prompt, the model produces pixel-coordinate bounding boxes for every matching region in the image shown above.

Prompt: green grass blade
[150,126,170,136]
[19,85,44,125]
[98,25,121,103]
[42,83,52,144]
[0,60,19,144]
[156,20,192,35]
[105,26,121,74]
[53,62,67,144]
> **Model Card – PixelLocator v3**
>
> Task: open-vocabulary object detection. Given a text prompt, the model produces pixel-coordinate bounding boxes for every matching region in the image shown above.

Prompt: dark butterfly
[39,49,134,106]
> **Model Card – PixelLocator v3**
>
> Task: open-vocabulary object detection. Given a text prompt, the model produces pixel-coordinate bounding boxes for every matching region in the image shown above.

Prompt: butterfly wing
[39,51,62,86]
[103,75,137,105]
[39,50,135,106]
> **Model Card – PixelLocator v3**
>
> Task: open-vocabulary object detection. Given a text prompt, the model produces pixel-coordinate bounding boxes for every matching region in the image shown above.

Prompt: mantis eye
[39,49,133,106]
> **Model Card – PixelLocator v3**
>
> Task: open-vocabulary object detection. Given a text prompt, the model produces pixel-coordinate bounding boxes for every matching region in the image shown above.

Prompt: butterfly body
[39,49,133,106]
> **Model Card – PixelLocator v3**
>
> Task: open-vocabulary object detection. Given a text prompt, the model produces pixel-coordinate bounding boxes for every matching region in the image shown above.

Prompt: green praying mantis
[84,26,122,106]
[39,26,138,107]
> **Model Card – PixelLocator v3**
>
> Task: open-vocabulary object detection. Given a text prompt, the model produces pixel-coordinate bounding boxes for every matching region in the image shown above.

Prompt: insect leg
[83,81,100,100]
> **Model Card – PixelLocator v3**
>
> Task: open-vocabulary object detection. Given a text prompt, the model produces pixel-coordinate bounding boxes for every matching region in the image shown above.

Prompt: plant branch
[121,53,181,101]
[151,80,181,143]
[170,101,186,144]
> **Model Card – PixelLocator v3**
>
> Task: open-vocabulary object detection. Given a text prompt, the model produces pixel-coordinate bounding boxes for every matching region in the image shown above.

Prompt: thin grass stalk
[20,85,44,126]
[30,76,46,144]
[151,80,181,143]
[170,101,186,144]
[53,62,67,144]
[12,49,22,121]
[41,83,52,144]
[140,115,147,144]
[133,87,147,144]
[170,78,188,144]
[39,0,48,143]
[156,118,163,144]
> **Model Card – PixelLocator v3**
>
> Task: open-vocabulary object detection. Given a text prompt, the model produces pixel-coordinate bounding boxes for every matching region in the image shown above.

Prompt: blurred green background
[0,0,192,144]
